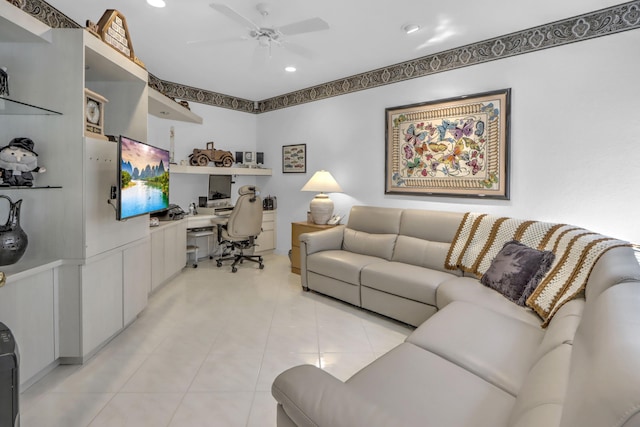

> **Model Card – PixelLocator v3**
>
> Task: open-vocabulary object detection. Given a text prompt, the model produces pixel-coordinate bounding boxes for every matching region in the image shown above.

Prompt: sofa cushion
[437,277,542,327]
[361,261,455,306]
[343,228,397,260]
[347,205,403,234]
[346,343,515,427]
[392,235,461,275]
[480,240,555,306]
[399,209,464,243]
[508,344,572,427]
[307,250,386,285]
[406,301,544,396]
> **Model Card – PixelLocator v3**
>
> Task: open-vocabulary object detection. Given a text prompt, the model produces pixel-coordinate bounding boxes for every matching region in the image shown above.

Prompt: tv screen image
[118,136,170,220]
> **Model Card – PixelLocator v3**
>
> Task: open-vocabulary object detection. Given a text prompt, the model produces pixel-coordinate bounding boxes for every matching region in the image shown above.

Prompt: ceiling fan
[202,3,330,60]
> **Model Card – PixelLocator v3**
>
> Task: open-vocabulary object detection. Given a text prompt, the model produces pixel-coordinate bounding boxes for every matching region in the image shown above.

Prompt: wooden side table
[291,221,337,274]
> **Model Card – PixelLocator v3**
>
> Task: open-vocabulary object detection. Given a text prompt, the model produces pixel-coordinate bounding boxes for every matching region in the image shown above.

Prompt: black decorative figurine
[0,195,28,265]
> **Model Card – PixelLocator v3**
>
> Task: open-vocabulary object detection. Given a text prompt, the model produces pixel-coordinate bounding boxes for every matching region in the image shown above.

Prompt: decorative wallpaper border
[20,0,640,114]
[148,74,256,114]
[259,1,640,113]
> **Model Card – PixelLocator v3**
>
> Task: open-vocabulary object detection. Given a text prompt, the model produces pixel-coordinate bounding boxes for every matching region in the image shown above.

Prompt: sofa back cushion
[347,206,403,235]
[392,209,465,274]
[558,282,640,427]
[392,236,456,274]
[399,209,464,243]
[343,228,397,260]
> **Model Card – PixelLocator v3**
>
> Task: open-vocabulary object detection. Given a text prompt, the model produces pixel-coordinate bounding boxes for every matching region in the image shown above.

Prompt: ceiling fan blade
[210,3,260,31]
[281,41,313,60]
[186,36,246,46]
[277,17,329,36]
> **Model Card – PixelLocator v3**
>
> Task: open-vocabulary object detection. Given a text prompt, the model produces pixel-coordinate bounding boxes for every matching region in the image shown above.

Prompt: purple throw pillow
[480,240,555,306]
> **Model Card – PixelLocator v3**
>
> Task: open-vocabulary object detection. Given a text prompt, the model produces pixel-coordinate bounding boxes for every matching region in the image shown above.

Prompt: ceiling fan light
[147,0,166,8]
[402,24,420,34]
[285,66,297,72]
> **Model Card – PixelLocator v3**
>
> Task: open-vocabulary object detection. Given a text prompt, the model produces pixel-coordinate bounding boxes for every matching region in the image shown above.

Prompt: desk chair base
[215,241,264,273]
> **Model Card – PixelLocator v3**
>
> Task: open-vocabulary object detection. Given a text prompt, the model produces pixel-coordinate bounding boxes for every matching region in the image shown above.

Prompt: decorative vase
[0,195,28,266]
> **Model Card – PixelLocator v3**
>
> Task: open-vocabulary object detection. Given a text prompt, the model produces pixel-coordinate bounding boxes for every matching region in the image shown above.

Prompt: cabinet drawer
[262,221,275,231]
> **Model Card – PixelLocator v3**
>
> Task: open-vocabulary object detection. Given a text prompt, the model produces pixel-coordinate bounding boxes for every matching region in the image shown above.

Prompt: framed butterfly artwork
[385,89,511,199]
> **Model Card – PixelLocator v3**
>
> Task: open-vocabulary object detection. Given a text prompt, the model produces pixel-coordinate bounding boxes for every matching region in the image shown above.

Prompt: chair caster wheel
[209,256,213,259]
[216,261,222,268]
[259,264,264,269]
[193,264,198,268]
[232,267,237,273]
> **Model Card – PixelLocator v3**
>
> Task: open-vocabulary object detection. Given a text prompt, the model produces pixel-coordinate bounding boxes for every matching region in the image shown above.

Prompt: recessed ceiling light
[285,66,297,73]
[147,0,166,8]
[402,24,420,34]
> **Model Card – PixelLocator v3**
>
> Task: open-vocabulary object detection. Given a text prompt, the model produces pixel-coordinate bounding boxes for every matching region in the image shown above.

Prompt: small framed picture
[282,143,306,173]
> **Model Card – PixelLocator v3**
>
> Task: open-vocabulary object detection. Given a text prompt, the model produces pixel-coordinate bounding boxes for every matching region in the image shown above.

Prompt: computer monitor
[208,175,232,201]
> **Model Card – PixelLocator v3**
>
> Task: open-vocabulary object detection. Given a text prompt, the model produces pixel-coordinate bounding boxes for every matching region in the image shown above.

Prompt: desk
[186,211,277,263]
[291,221,337,274]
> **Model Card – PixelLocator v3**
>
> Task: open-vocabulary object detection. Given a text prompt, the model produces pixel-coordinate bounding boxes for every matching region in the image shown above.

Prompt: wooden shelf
[170,164,272,176]
[0,2,52,43]
[148,88,203,124]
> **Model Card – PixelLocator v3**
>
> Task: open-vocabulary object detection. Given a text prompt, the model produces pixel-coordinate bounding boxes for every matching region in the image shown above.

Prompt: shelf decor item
[385,89,511,199]
[0,137,46,187]
[84,88,108,140]
[188,141,234,167]
[96,9,146,68]
[0,67,8,97]
[0,195,28,266]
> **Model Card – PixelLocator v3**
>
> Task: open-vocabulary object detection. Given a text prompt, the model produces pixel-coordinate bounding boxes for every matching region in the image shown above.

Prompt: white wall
[149,29,640,255]
[147,102,260,211]
[257,29,640,253]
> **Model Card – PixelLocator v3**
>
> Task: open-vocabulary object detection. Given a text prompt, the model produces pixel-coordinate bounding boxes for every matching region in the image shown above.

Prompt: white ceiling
[46,0,623,100]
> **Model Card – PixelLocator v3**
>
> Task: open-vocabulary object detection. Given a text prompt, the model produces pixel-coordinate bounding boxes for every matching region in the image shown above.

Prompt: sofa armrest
[300,225,345,255]
[272,365,399,427]
[299,226,345,289]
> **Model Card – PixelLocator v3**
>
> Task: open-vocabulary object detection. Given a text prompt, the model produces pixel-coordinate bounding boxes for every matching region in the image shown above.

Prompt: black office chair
[215,185,265,272]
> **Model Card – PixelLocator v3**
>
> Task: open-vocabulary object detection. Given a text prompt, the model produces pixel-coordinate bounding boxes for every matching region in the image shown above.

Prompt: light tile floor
[20,254,413,427]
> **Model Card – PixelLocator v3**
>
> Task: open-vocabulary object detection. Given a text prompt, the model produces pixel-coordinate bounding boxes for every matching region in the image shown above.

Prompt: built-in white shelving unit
[170,164,272,176]
[0,1,51,43]
[148,87,203,123]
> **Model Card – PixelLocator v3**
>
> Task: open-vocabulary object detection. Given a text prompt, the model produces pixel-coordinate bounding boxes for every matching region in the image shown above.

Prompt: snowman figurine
[0,137,46,187]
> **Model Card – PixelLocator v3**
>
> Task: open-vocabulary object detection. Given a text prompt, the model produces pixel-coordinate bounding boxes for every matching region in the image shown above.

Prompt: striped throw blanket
[445,213,629,326]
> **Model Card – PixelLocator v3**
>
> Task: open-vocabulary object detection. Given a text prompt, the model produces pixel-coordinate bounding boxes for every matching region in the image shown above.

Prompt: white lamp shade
[301,170,343,193]
[301,170,342,224]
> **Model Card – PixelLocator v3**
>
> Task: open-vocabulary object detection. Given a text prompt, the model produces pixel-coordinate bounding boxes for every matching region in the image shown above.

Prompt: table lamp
[301,170,343,224]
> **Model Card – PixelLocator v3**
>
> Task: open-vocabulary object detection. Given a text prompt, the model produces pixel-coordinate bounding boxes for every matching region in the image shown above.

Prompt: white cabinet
[150,220,187,292]
[257,210,276,253]
[123,239,151,325]
[81,252,123,357]
[0,266,58,387]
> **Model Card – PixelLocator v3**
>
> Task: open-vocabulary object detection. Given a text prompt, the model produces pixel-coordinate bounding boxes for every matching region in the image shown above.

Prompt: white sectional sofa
[271,206,640,427]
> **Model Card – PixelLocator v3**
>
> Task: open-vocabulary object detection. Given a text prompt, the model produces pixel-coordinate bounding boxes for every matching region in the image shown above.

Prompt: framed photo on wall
[282,143,306,173]
[385,89,511,199]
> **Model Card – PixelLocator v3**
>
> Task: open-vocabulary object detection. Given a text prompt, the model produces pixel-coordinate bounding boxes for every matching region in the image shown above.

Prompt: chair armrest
[272,365,399,427]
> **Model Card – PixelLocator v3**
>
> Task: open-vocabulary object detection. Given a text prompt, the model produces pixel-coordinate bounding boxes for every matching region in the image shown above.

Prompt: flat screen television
[117,135,170,220]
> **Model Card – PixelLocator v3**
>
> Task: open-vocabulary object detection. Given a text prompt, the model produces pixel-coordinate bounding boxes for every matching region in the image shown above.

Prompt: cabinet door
[0,269,56,385]
[174,220,187,272]
[123,240,151,325]
[256,211,276,252]
[163,224,178,282]
[150,229,165,292]
[82,252,123,356]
